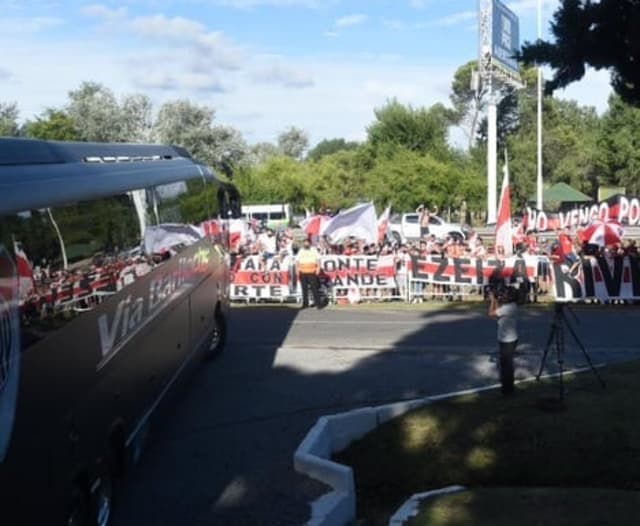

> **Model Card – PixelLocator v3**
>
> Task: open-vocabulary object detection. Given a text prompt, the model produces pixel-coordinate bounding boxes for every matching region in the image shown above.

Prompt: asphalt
[112,302,640,526]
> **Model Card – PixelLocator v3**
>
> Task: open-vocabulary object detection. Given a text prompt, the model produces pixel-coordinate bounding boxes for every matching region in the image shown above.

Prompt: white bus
[241,203,292,230]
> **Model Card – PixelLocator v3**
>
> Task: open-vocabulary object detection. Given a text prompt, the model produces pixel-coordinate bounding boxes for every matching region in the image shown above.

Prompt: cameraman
[488,284,519,395]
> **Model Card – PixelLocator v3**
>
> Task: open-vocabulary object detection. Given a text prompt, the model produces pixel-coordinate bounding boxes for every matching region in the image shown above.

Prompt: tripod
[536,303,606,400]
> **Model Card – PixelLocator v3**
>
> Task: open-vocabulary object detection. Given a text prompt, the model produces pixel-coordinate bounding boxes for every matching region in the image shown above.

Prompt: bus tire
[206,309,226,359]
[67,483,90,526]
[92,462,114,526]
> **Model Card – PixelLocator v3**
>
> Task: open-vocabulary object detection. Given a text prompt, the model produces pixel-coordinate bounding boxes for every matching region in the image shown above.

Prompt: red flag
[13,241,34,300]
[300,214,328,238]
[495,153,513,256]
[377,204,391,244]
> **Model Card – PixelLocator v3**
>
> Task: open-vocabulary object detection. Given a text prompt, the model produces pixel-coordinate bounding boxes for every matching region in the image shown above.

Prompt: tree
[66,82,124,142]
[307,138,359,162]
[0,102,19,136]
[519,0,640,106]
[277,126,309,160]
[597,95,640,194]
[23,109,79,140]
[153,100,247,169]
[246,142,280,166]
[120,94,154,143]
[505,97,601,207]
[475,66,538,149]
[450,61,487,149]
[367,99,452,158]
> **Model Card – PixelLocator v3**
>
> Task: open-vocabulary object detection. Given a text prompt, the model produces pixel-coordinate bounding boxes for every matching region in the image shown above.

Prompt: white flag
[321,202,378,244]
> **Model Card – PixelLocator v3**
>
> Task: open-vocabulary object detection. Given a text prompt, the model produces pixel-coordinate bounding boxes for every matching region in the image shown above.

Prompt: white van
[241,203,292,230]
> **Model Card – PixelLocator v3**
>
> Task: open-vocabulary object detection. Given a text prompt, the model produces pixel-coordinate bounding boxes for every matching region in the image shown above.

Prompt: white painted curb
[294,372,590,526]
[388,485,466,526]
[292,383,512,526]
[294,399,433,526]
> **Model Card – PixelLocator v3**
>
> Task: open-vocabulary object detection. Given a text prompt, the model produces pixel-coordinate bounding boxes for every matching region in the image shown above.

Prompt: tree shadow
[111,303,640,525]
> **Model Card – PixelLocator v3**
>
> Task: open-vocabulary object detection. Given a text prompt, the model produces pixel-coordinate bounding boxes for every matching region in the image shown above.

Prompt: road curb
[388,485,466,525]
[293,383,508,526]
[294,367,609,525]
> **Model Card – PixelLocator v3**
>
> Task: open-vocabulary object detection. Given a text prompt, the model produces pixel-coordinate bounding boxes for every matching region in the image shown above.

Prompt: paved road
[112,303,640,526]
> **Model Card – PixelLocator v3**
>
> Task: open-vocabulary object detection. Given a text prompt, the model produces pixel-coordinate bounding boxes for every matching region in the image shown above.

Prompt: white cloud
[80,10,247,92]
[205,0,323,7]
[130,14,205,40]
[335,14,367,28]
[507,0,560,16]
[81,4,128,22]
[0,67,11,81]
[251,64,314,88]
[0,16,64,34]
[408,0,429,8]
[431,10,476,27]
[382,19,407,31]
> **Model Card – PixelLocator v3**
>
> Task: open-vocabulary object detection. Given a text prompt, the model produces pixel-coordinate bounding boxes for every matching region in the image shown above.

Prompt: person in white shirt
[488,283,519,395]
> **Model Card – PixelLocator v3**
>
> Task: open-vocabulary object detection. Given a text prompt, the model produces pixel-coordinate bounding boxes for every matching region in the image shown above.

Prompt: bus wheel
[67,485,89,526]
[92,463,114,526]
[206,311,226,359]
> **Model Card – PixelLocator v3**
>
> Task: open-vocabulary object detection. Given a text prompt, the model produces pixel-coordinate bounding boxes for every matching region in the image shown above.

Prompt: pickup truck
[388,213,466,244]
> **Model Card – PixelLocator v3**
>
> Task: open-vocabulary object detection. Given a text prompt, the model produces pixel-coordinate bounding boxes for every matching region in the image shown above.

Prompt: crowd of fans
[19,216,638,322]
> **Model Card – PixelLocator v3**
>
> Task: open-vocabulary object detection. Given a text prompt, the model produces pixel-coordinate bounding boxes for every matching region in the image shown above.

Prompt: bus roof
[0,138,222,215]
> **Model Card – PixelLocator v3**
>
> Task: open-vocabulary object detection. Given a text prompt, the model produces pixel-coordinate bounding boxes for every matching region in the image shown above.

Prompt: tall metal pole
[536,0,543,210]
[487,79,498,224]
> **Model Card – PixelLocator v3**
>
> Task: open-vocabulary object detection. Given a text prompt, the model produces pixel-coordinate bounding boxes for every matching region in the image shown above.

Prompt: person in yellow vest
[296,237,323,309]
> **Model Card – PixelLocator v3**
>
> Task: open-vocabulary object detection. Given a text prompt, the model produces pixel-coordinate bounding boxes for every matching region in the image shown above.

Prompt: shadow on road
[113,302,639,526]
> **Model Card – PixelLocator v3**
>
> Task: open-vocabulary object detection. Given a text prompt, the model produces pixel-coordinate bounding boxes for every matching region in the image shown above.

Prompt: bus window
[142,177,216,258]
[0,194,141,352]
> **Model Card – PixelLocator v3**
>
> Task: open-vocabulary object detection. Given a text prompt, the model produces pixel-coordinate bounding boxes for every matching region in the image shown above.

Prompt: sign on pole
[491,0,520,75]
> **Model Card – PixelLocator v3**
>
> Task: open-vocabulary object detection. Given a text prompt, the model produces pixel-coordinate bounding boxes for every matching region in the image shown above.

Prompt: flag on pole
[13,241,34,300]
[377,204,391,244]
[495,152,513,256]
[300,214,329,239]
[321,202,378,244]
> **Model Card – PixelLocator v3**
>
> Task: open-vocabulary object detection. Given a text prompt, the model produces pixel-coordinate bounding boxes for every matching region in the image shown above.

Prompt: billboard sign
[492,0,520,75]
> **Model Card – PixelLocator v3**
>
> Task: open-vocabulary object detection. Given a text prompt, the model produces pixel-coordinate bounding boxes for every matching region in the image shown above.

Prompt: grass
[406,488,640,526]
[334,362,640,526]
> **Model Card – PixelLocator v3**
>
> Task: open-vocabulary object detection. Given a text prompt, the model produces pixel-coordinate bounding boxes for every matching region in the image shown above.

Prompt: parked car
[388,213,466,244]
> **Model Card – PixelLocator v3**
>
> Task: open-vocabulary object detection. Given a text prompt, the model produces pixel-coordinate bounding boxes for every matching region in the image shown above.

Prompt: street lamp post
[536,0,543,211]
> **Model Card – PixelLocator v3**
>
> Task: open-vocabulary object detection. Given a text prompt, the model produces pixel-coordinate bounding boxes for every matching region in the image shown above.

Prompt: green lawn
[334,362,640,525]
[406,488,640,526]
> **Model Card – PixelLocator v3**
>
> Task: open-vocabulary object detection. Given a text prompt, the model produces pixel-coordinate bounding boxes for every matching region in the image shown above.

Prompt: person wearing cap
[296,238,323,309]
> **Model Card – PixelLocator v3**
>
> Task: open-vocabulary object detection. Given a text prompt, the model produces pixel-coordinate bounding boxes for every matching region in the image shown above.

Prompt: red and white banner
[552,256,640,302]
[319,255,397,289]
[230,256,292,299]
[524,194,640,232]
[409,255,539,285]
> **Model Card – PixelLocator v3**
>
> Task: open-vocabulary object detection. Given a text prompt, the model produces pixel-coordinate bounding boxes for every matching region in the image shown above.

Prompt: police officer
[295,238,323,309]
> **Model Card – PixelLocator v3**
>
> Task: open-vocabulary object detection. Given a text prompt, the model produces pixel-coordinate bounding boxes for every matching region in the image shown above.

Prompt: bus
[0,138,241,526]
[241,203,292,230]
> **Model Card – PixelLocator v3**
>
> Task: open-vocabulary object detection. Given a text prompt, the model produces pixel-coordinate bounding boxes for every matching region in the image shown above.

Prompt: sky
[1,0,613,148]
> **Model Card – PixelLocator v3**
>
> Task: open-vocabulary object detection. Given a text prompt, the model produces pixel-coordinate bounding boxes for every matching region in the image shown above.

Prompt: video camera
[487,274,529,305]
